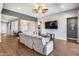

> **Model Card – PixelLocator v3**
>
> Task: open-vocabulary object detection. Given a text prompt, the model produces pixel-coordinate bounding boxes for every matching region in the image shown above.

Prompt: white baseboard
[67,38,79,40]
[55,37,67,41]
[0,38,1,42]
[0,39,1,42]
[0,36,1,42]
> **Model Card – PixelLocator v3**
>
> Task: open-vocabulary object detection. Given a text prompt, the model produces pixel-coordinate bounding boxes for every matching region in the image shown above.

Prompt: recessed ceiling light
[61,5,64,8]
[17,7,21,10]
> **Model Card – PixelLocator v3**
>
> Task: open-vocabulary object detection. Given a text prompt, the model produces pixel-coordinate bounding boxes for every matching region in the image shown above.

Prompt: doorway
[67,17,78,39]
[7,20,18,35]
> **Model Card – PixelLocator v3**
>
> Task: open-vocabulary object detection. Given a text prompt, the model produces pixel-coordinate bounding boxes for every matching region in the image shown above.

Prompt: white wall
[78,10,79,39]
[1,23,7,34]
[20,20,29,31]
[38,9,79,40]
[0,15,1,42]
[7,22,10,35]
[0,15,1,35]
[0,3,3,42]
[20,19,38,34]
[0,3,3,34]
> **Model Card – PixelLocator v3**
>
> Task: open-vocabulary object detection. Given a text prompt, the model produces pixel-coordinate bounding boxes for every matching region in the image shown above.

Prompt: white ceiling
[3,3,79,18]
[1,14,18,22]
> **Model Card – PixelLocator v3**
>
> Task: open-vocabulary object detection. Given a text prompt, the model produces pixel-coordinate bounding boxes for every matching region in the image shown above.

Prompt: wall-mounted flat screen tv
[45,20,58,29]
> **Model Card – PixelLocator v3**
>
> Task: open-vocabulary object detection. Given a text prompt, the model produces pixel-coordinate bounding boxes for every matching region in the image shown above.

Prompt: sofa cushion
[42,37,50,45]
[32,37,44,54]
[19,33,33,49]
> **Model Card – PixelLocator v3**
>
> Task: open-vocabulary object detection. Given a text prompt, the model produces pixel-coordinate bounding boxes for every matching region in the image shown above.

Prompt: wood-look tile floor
[0,35,79,56]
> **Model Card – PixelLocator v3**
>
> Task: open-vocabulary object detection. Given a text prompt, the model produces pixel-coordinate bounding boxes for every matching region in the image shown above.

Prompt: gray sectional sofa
[19,33,53,55]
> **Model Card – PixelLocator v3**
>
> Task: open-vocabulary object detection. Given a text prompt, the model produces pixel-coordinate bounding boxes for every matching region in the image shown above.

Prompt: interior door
[67,17,78,39]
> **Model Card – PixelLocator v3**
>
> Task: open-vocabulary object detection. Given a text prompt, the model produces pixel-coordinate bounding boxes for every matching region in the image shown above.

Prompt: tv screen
[45,21,58,29]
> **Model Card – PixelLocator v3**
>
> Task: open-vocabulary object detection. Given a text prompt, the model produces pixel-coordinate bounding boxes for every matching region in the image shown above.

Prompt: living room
[0,3,79,56]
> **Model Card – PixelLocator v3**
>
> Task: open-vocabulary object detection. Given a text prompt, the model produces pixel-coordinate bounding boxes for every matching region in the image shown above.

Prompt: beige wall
[38,9,79,40]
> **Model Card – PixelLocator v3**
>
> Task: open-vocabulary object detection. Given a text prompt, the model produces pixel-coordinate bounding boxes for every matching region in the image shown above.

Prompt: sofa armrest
[43,41,53,55]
